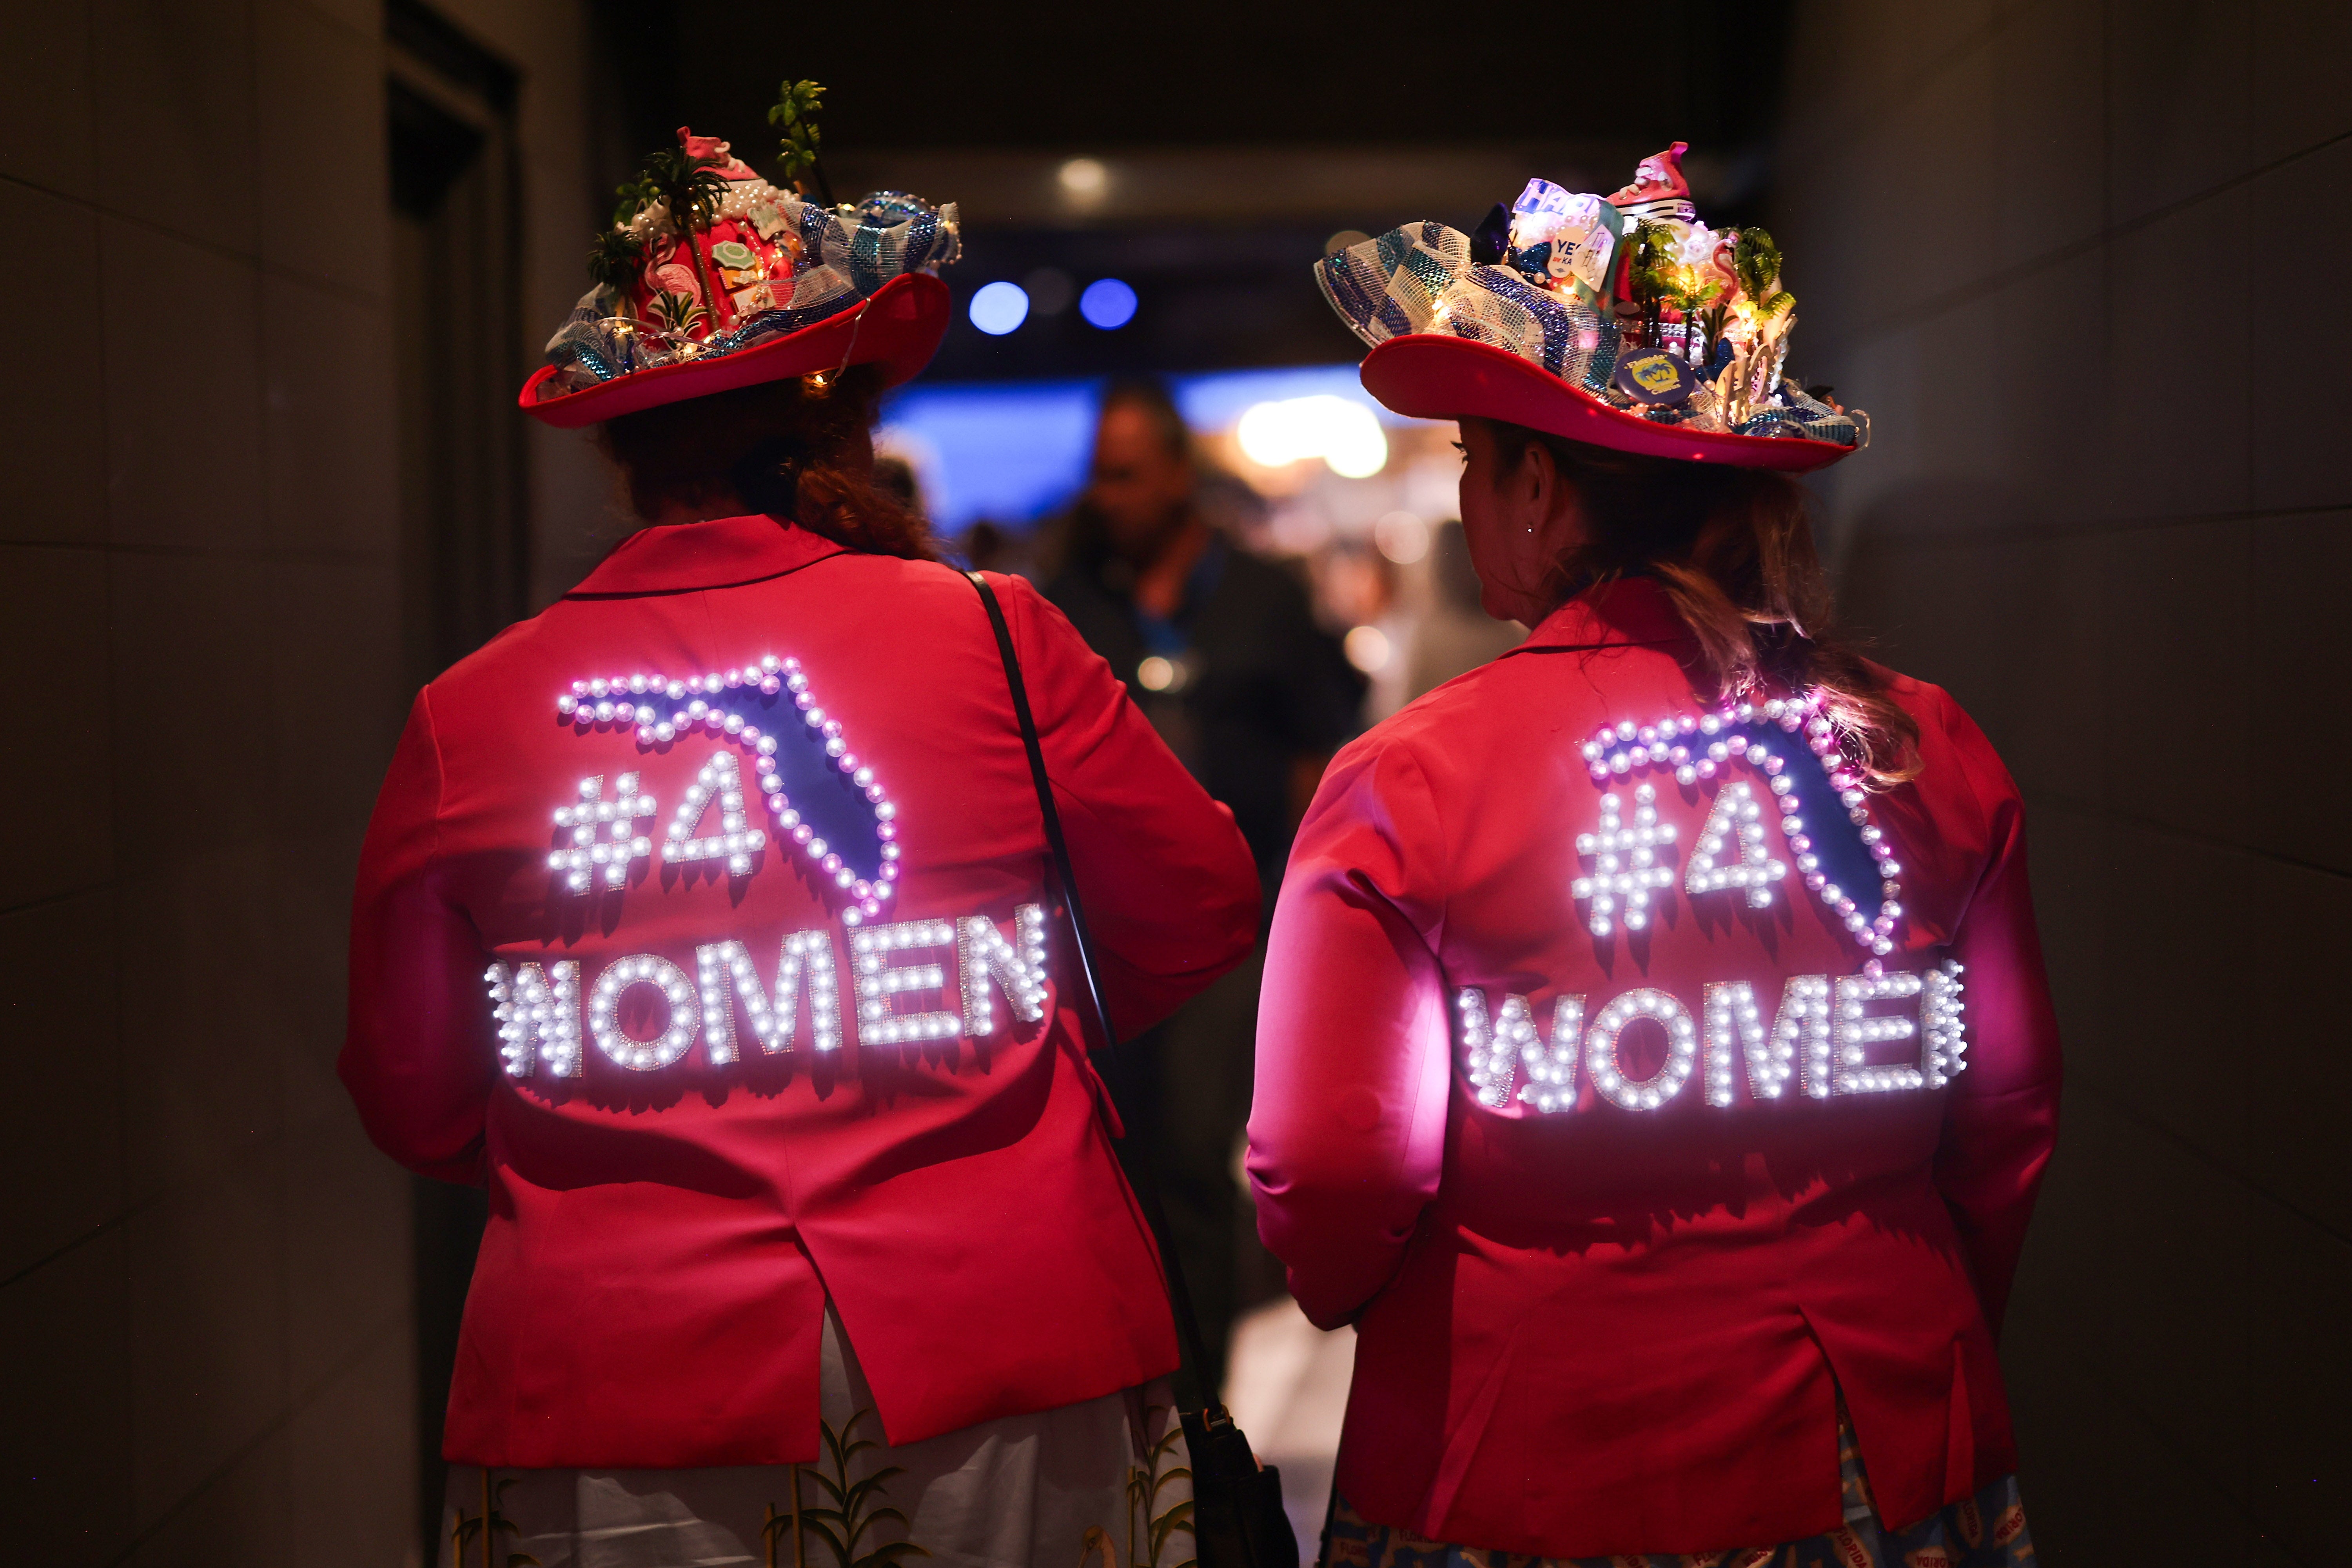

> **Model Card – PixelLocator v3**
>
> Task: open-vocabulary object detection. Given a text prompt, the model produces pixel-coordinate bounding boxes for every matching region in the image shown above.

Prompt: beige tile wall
[1779,4,2350,1561]
[0,0,413,1559]
[0,0,605,1561]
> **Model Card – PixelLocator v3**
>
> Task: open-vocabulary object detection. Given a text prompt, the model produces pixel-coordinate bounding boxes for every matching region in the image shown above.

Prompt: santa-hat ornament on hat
[520,80,960,429]
[1316,143,1866,471]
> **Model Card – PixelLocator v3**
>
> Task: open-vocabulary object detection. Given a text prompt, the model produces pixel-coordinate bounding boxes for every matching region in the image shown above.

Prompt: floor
[1220,1297,1357,1561]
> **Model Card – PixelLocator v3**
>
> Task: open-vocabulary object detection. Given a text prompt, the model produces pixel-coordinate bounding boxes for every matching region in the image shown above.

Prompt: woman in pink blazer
[344,138,1257,1566]
[1251,156,2058,1567]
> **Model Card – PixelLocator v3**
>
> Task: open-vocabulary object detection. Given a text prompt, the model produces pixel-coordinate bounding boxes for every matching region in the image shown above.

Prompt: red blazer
[1248,579,2060,1557]
[343,515,1259,1468]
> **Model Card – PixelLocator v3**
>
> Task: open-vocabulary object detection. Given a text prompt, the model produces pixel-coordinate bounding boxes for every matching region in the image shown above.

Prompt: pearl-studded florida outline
[1577,691,1905,956]
[552,653,904,924]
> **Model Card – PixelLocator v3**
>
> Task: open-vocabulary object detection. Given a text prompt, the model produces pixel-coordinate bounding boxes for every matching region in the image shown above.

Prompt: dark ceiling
[591,3,1793,156]
[581,1,1798,378]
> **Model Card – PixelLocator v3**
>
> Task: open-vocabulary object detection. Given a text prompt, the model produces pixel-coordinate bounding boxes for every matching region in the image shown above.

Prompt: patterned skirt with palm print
[438,1304,1196,1568]
[1321,1415,2033,1568]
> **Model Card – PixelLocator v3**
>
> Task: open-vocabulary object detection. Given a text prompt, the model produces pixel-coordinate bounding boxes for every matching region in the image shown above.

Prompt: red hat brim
[518,272,951,429]
[1358,334,1855,473]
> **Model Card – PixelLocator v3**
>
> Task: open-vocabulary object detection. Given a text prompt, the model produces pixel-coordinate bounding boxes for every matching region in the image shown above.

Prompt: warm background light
[1236,394,1389,478]
[1374,510,1431,565]
[1057,156,1108,205]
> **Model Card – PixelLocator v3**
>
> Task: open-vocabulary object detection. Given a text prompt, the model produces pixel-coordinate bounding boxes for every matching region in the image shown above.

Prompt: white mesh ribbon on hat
[787,194,964,320]
[1314,217,1867,449]
[1316,222,1617,392]
[1314,221,1466,346]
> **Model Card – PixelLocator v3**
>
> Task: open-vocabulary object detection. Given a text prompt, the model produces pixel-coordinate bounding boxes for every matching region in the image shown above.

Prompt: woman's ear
[1526,440,1588,550]
[1504,435,1571,534]
[1521,438,1557,515]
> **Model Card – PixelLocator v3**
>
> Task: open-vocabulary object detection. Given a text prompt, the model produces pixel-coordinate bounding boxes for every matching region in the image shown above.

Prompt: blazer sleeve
[1931,693,2064,1334]
[996,573,1261,1039]
[1246,739,1453,1330]
[339,688,496,1185]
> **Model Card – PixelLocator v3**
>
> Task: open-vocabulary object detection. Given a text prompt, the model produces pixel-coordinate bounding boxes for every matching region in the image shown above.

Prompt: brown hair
[1481,421,1920,787]
[595,364,939,561]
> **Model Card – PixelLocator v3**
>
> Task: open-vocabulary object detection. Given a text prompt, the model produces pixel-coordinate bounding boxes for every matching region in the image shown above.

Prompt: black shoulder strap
[964,569,1228,1419]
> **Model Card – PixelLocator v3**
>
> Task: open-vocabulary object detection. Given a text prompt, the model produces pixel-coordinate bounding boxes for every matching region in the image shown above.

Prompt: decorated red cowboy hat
[521,272,951,430]
[1316,143,1866,471]
[520,98,959,430]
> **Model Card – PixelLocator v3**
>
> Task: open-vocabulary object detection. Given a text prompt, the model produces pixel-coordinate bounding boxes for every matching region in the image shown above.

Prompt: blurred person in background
[955,517,1029,575]
[1046,377,1363,1390]
[1405,518,1524,701]
[1312,540,1410,724]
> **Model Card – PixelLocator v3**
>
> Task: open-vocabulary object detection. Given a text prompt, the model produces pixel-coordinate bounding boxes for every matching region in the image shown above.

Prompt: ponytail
[1483,422,1920,787]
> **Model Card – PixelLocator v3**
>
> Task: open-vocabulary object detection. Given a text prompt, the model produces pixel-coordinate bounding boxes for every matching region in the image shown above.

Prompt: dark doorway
[385,0,524,1547]
[390,0,530,687]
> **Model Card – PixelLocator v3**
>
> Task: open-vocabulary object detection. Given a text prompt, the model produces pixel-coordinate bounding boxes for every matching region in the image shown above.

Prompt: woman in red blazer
[344,139,1257,1567]
[1251,154,2058,1566]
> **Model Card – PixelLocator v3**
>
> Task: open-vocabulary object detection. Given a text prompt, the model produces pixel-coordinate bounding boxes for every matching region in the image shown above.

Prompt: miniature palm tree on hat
[1731,228,1794,327]
[771,77,832,205]
[617,139,731,330]
[1721,227,1797,419]
[649,289,708,337]
[585,227,646,318]
[1626,219,1680,347]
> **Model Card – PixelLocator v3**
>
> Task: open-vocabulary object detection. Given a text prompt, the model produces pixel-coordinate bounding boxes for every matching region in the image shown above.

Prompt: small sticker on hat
[1613,348,1695,406]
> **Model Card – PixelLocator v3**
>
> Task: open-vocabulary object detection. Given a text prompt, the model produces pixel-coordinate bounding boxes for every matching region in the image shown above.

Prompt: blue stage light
[1078,278,1138,329]
[968,281,1030,336]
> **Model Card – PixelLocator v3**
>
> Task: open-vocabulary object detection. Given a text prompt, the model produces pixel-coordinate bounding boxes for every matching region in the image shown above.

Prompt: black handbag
[968,570,1300,1568]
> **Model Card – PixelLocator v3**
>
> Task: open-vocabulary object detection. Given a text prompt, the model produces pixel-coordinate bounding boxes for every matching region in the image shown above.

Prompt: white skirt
[436,1305,1192,1568]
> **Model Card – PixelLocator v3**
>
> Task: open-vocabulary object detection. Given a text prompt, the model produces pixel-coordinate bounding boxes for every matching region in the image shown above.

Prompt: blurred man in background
[1046,378,1362,1391]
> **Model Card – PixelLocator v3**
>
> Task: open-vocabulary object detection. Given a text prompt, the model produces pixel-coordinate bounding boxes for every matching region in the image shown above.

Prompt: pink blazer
[343,516,1259,1469]
[1248,579,2060,1557]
